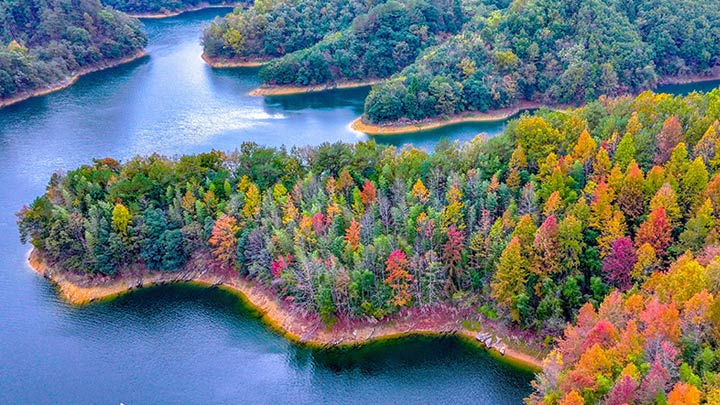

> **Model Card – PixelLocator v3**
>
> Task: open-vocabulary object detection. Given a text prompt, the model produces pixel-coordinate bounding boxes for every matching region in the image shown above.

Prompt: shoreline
[27,248,544,371]
[352,71,720,136]
[130,2,242,19]
[249,80,383,97]
[351,101,546,135]
[657,68,720,86]
[201,53,270,68]
[0,50,148,109]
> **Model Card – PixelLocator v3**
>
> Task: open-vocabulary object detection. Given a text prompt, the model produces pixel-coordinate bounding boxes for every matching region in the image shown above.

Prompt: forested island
[0,0,147,106]
[19,87,720,402]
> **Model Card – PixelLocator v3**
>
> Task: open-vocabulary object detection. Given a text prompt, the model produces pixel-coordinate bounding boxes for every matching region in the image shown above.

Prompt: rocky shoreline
[129,2,243,19]
[248,80,382,96]
[27,248,544,371]
[351,102,545,135]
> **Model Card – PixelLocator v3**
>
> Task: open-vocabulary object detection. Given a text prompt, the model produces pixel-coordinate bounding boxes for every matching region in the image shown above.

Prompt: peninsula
[18,89,720,403]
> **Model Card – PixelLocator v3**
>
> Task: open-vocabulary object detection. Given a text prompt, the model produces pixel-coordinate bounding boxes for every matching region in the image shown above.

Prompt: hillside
[256,0,466,88]
[0,0,147,103]
[202,0,380,65]
[363,0,720,124]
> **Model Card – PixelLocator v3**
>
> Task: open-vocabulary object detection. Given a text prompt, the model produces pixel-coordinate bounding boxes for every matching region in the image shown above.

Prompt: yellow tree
[242,183,261,220]
[411,179,430,203]
[209,214,239,266]
[111,203,131,235]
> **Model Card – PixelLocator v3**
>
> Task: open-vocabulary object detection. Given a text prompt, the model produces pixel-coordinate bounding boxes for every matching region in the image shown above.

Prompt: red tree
[602,237,637,291]
[636,208,672,255]
[385,250,413,307]
[360,180,377,205]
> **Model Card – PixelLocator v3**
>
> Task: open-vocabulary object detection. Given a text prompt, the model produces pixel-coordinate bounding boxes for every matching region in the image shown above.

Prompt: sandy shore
[130,2,242,19]
[0,50,148,109]
[249,80,383,96]
[351,101,547,135]
[28,248,544,371]
[202,54,271,68]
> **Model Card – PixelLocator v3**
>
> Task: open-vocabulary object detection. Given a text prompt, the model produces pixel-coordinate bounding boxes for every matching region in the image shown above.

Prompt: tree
[360,180,377,206]
[667,382,700,405]
[636,208,672,255]
[209,214,239,266]
[617,161,645,222]
[573,129,597,164]
[534,215,561,276]
[680,157,708,211]
[679,199,714,253]
[491,237,529,322]
[385,250,413,307]
[515,116,563,164]
[442,225,465,291]
[650,183,681,225]
[411,179,430,203]
[602,237,637,291]
[614,132,636,169]
[242,183,261,219]
[655,115,683,165]
[344,219,361,251]
[111,203,131,235]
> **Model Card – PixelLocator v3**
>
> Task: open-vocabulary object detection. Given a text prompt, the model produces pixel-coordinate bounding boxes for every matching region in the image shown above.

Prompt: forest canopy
[256,0,466,87]
[364,0,720,123]
[202,0,381,63]
[0,0,147,100]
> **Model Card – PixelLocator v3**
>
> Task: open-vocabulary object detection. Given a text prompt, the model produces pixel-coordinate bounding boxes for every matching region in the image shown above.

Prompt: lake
[0,8,536,404]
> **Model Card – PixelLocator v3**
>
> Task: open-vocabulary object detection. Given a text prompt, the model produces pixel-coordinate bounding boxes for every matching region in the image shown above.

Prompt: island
[0,0,147,108]
[18,87,720,403]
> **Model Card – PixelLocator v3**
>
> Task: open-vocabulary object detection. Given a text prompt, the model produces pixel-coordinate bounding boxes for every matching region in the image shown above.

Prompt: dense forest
[364,0,720,123]
[257,0,466,87]
[0,0,147,100]
[18,88,720,403]
[102,0,245,14]
[201,0,380,63]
